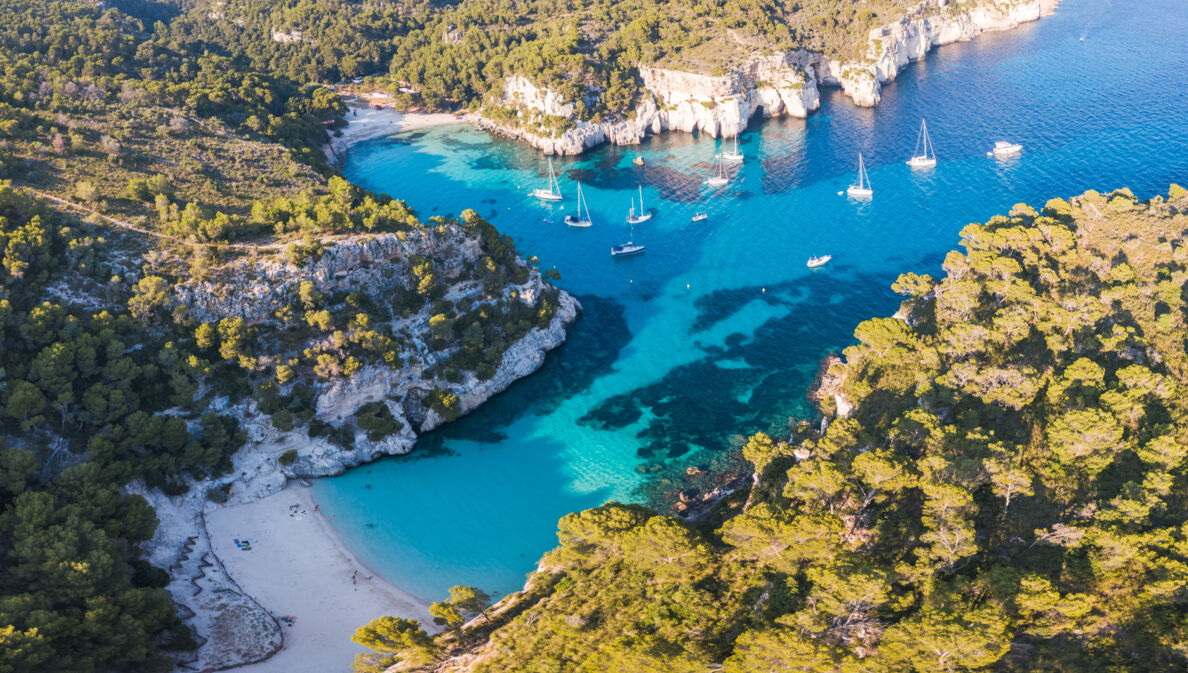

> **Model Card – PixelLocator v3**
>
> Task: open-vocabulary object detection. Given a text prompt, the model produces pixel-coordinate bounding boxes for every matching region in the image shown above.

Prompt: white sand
[327,102,468,164]
[206,484,434,673]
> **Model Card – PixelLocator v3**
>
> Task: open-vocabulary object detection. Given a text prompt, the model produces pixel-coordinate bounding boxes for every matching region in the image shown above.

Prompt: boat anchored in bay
[907,120,937,169]
[722,135,743,163]
[989,140,1023,157]
[532,158,563,201]
[847,153,873,199]
[707,154,729,187]
[564,182,593,228]
[807,255,832,268]
[626,185,652,224]
[611,221,645,257]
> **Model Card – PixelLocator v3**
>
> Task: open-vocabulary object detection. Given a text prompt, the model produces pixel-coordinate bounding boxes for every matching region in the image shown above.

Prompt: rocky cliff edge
[482,0,1059,155]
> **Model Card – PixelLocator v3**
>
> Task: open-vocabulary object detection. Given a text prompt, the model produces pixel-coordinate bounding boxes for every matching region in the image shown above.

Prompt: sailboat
[626,185,652,224]
[564,182,593,227]
[531,158,563,201]
[722,135,743,163]
[807,255,832,268]
[906,119,937,168]
[847,153,873,199]
[706,154,729,187]
[611,220,645,257]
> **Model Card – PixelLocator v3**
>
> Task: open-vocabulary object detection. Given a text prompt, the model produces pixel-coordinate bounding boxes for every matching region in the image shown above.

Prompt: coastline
[472,0,1061,155]
[325,101,472,166]
[205,483,436,673]
[146,276,579,671]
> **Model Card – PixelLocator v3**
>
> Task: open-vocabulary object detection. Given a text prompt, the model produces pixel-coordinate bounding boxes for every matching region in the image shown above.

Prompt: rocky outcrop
[482,55,821,155]
[836,0,1062,107]
[176,226,578,475]
[480,0,1058,155]
[175,228,482,326]
[151,227,579,670]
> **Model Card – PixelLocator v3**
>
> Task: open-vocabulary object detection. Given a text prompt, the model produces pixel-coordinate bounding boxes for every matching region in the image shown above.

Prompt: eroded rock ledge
[483,0,1060,155]
[144,228,578,671]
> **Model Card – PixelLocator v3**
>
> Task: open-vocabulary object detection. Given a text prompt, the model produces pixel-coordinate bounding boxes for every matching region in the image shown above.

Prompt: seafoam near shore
[205,484,435,673]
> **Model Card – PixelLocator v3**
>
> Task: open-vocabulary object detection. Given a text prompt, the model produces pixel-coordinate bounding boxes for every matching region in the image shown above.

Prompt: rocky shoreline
[481,0,1060,155]
[140,229,579,671]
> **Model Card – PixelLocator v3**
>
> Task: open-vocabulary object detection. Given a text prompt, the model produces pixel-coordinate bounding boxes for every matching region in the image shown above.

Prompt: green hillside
[149,0,916,117]
[355,187,1188,673]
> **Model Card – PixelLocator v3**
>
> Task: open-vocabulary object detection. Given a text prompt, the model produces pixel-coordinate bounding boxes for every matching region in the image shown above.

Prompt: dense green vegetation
[132,0,915,120]
[0,1,568,670]
[354,187,1188,672]
[0,185,246,673]
[130,204,562,448]
[0,0,342,228]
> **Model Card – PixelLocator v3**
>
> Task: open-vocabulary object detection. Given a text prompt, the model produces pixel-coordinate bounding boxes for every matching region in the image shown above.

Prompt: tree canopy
[355,187,1188,673]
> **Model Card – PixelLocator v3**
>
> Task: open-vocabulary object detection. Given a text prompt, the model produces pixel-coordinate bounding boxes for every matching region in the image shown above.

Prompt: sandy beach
[206,484,435,673]
[326,101,468,165]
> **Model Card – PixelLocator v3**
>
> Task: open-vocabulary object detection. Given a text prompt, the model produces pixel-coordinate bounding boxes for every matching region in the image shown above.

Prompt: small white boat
[807,255,832,268]
[988,140,1023,157]
[611,221,645,257]
[532,158,563,201]
[691,212,708,222]
[907,119,937,169]
[564,182,593,228]
[722,135,743,163]
[847,153,873,199]
[626,185,652,224]
[633,156,645,166]
[707,154,729,187]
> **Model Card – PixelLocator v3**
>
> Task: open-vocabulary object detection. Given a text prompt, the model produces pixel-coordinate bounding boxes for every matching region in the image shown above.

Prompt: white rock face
[833,0,1062,107]
[151,228,580,669]
[480,0,1058,154]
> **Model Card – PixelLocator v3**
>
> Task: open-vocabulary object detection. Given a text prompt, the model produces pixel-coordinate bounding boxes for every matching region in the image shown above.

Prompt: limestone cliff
[481,0,1059,155]
[149,225,578,671]
[175,225,578,477]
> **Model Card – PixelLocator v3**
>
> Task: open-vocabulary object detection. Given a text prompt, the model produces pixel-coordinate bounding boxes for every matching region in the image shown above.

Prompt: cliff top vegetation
[143,0,930,119]
[354,185,1188,673]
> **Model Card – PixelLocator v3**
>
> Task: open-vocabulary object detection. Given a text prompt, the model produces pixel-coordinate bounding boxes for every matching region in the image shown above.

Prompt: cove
[314,0,1188,603]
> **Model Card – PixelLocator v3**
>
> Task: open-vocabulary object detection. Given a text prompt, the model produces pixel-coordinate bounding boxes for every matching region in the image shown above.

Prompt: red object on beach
[373,104,383,109]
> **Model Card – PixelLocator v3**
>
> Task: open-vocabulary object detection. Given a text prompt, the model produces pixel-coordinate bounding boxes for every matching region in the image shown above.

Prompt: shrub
[206,483,233,503]
[271,409,295,432]
[278,449,298,465]
[354,402,404,441]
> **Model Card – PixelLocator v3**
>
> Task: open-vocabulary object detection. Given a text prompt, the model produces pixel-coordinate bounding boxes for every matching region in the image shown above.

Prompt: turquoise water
[314,0,1188,604]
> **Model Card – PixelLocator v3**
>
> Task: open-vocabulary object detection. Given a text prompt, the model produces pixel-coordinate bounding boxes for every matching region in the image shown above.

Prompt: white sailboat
[626,185,652,224]
[722,135,743,163]
[531,158,563,201]
[706,154,729,187]
[847,152,873,199]
[611,221,645,257]
[907,119,937,168]
[807,255,832,268]
[564,182,593,227]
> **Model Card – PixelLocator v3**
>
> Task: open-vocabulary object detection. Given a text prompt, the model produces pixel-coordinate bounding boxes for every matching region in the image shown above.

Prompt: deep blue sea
[314,0,1188,604]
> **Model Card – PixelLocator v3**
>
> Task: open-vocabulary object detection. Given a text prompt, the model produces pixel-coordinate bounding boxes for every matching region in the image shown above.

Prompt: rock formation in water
[481,0,1060,154]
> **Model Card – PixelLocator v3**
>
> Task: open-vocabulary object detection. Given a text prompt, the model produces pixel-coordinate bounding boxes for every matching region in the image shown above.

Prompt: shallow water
[314,0,1188,603]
